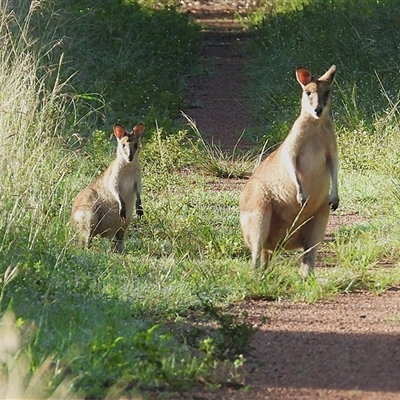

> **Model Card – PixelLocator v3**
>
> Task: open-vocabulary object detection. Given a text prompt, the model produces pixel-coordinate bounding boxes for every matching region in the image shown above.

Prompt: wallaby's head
[296,65,336,119]
[113,123,145,162]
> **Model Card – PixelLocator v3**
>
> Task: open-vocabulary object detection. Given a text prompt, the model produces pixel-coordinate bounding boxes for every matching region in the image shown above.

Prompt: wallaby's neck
[110,154,138,177]
[116,146,139,165]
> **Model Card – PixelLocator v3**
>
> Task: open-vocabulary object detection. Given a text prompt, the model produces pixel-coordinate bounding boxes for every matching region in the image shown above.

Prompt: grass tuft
[183,113,258,178]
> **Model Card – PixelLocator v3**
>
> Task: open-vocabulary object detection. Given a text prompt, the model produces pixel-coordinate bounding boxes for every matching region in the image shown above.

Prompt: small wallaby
[239,65,338,278]
[70,123,145,252]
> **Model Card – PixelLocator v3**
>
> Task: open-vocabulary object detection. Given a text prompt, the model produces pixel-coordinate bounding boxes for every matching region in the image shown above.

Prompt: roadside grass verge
[0,1,251,397]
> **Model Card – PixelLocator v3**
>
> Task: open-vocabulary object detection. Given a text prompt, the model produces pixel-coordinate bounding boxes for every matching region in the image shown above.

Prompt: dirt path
[222,290,400,400]
[181,1,253,149]
[180,2,400,399]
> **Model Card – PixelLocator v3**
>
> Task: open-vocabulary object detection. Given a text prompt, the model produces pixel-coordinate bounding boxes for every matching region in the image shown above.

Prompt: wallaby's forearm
[134,182,143,217]
[329,154,339,210]
[281,149,306,205]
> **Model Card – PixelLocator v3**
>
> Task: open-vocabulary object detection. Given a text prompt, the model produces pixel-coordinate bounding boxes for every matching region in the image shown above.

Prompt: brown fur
[239,65,338,278]
[70,123,144,252]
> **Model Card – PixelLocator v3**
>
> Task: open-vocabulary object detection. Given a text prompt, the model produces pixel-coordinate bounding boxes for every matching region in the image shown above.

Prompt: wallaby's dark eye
[122,144,126,148]
[306,91,311,97]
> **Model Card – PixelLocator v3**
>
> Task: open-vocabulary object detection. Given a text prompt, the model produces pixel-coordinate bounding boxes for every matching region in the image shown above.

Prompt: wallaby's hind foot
[113,240,124,253]
[299,248,316,279]
[112,229,125,253]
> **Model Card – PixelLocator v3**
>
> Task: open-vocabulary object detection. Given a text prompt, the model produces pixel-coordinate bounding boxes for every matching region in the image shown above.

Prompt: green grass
[1,0,400,398]
[244,0,400,151]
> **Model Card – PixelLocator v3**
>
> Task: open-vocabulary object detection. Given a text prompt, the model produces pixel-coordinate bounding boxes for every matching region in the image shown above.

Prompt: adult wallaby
[239,65,338,278]
[70,123,145,252]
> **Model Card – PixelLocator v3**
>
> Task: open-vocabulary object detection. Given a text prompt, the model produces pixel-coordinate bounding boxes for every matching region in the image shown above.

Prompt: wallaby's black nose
[315,106,323,117]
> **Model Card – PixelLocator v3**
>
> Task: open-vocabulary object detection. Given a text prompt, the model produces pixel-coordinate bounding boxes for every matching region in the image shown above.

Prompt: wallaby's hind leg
[134,181,143,218]
[113,228,125,253]
[77,233,91,249]
[299,204,330,278]
[241,205,272,270]
[261,248,271,269]
[300,247,316,279]
[72,210,96,249]
[81,232,94,249]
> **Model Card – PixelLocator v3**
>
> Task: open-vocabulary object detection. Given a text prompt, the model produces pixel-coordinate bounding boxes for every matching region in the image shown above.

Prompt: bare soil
[180,2,400,399]
[181,0,254,149]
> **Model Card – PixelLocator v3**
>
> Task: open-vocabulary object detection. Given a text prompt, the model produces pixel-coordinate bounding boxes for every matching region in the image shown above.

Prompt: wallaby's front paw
[119,206,126,222]
[329,195,339,211]
[297,191,307,207]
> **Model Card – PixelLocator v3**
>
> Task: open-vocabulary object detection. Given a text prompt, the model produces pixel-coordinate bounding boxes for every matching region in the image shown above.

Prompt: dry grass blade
[0,311,82,400]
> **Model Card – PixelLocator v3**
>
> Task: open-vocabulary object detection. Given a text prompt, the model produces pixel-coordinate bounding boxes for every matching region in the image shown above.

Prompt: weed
[180,296,259,362]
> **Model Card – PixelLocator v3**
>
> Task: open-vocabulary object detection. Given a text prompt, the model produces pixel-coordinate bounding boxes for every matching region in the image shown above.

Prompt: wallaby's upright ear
[296,67,313,87]
[132,123,145,139]
[319,65,336,85]
[113,124,126,140]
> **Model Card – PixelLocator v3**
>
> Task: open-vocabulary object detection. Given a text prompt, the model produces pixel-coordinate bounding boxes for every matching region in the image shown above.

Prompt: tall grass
[0,2,73,256]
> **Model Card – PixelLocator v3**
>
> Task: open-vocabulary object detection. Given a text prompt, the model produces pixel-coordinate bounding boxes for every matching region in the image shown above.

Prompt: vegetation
[0,0,399,398]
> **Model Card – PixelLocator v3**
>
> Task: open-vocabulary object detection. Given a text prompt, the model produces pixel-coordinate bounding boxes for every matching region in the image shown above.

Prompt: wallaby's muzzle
[315,106,323,117]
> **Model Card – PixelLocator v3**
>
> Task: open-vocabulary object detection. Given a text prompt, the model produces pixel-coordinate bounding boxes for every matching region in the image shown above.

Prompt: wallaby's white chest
[117,170,137,201]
